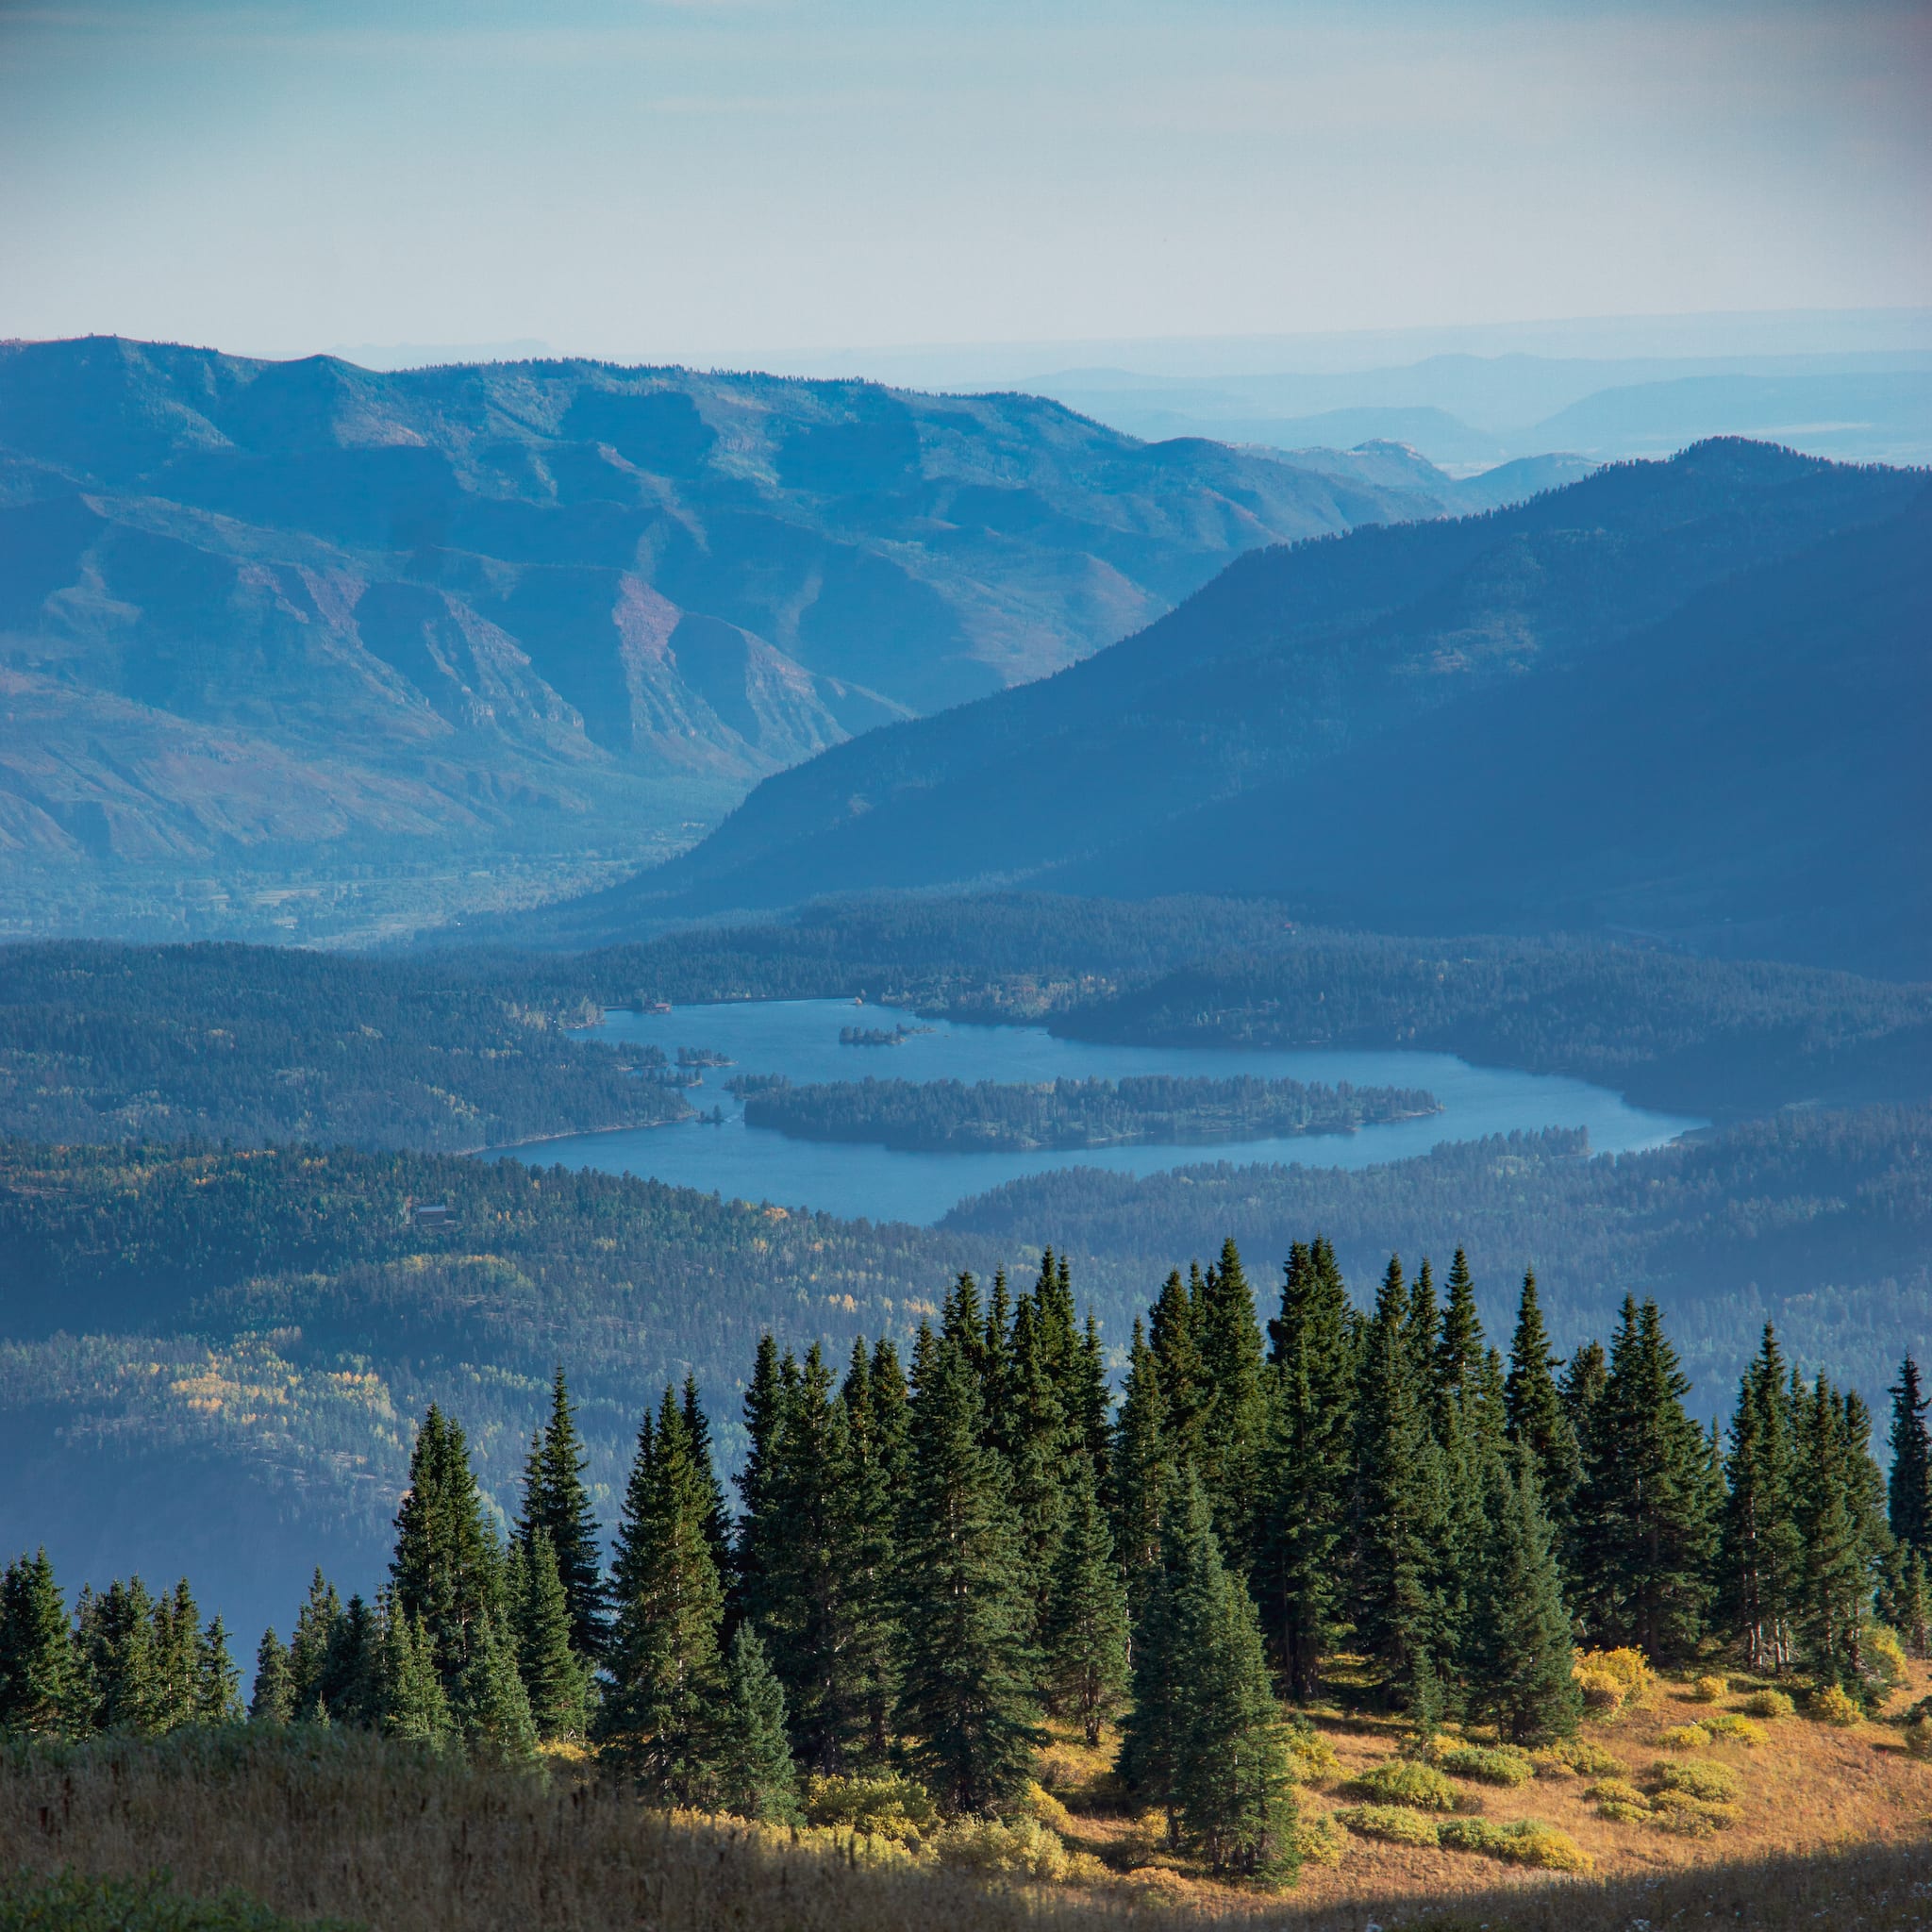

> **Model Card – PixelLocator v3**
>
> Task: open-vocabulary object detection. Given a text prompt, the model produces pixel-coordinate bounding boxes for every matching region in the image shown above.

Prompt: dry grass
[4,1657,1932,1932]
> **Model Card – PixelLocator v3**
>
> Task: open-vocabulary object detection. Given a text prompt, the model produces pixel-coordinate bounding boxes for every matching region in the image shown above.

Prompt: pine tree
[75,1577,159,1735]
[1041,1459,1128,1746]
[893,1324,1042,1814]
[1257,1238,1357,1701]
[1109,1318,1173,1617]
[1465,1444,1580,1744]
[1148,1267,1206,1470]
[732,1335,790,1630]
[598,1389,725,1802]
[287,1569,343,1717]
[997,1288,1074,1618]
[0,1550,70,1736]
[518,1368,608,1662]
[391,1406,503,1699]
[370,1595,453,1747]
[249,1630,294,1724]
[1573,1299,1714,1661]
[1118,1476,1207,1836]
[320,1595,378,1726]
[193,1616,242,1724]
[457,1609,540,1767]
[1353,1257,1449,1710]
[512,1527,587,1739]
[1504,1271,1582,1536]
[150,1579,201,1732]
[1887,1357,1932,1560]
[1792,1374,1874,1689]
[715,1624,802,1824]
[1194,1239,1268,1570]
[1167,1505,1298,1883]
[682,1376,735,1592]
[1721,1325,1802,1673]
[838,1337,905,1768]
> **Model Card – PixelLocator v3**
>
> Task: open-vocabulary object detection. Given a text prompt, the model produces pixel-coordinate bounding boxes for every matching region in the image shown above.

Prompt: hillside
[546,442,1930,975]
[0,337,1454,941]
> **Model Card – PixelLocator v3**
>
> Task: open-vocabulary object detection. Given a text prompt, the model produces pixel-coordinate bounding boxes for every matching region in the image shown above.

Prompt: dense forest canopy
[739,1073,1439,1152]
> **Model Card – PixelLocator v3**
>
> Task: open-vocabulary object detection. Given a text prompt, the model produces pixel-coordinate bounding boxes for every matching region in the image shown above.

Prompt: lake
[503,1000,1704,1226]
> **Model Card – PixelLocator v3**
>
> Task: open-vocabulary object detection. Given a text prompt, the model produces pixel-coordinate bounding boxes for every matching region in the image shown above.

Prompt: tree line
[4,1240,1928,1884]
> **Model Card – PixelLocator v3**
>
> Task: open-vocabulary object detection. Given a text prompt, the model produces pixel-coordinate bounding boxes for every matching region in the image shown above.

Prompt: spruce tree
[1109,1318,1173,1617]
[287,1569,344,1717]
[249,1630,294,1724]
[715,1624,803,1824]
[732,1335,791,1630]
[1194,1239,1268,1570]
[1504,1271,1582,1536]
[893,1324,1042,1813]
[1721,1325,1801,1673]
[1573,1299,1714,1660]
[151,1580,201,1732]
[0,1550,70,1736]
[1118,1476,1207,1837]
[320,1595,377,1726]
[1465,1445,1580,1744]
[370,1596,453,1746]
[599,1389,725,1802]
[1889,1357,1932,1561]
[1792,1374,1873,1689]
[1148,1267,1205,1470]
[193,1616,242,1724]
[1167,1506,1297,1883]
[1257,1238,1357,1701]
[75,1577,159,1735]
[838,1338,904,1768]
[513,1527,587,1739]
[1353,1257,1449,1710]
[518,1368,608,1661]
[457,1609,540,1767]
[391,1406,503,1699]
[682,1376,735,1593]
[1041,1458,1128,1746]
[997,1289,1074,1619]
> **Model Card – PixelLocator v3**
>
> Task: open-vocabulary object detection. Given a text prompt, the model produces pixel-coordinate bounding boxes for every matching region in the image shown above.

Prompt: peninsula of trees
[740,1074,1439,1152]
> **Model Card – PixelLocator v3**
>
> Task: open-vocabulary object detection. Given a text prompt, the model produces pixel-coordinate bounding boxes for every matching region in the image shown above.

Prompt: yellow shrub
[1657,1758,1740,1804]
[1285,1720,1341,1784]
[1692,1674,1728,1703]
[1345,1758,1465,1812]
[1598,1799,1652,1824]
[1810,1683,1862,1727]
[1584,1778,1650,1809]
[1864,1623,1910,1695]
[802,1774,937,1844]
[1658,1723,1712,1751]
[1902,1716,1932,1760]
[1649,1790,1740,1834]
[1294,1807,1349,1867]
[934,1816,1099,1884]
[1436,1742,1535,1788]
[1539,1737,1625,1778]
[1702,1713,1765,1746]
[1019,1782,1073,1833]
[1740,1688,1795,1720]
[1438,1817,1593,1872]
[1336,1803,1441,1847]
[1574,1647,1654,1716]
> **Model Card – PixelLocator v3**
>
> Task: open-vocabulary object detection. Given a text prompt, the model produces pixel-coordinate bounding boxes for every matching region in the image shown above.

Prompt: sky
[2,0,1928,370]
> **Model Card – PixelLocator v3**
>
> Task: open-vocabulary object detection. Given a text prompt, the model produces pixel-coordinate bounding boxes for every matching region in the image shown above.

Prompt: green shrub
[1691,1674,1728,1703]
[803,1774,938,1843]
[1294,1808,1349,1867]
[1701,1713,1765,1746]
[1284,1718,1341,1784]
[1810,1683,1862,1727]
[1436,1743,1535,1788]
[1335,1804,1441,1848]
[1656,1758,1740,1804]
[0,1869,358,1932]
[1537,1737,1624,1778]
[1437,1817,1593,1872]
[1648,1790,1740,1834]
[1740,1688,1795,1720]
[1657,1722,1710,1750]
[1902,1716,1932,1760]
[1345,1758,1464,1812]
[1597,1799,1652,1824]
[1583,1777,1649,1808]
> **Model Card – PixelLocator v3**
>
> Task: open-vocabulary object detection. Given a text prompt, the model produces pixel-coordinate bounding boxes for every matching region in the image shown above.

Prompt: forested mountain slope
[549,442,1928,974]
[0,337,1446,939]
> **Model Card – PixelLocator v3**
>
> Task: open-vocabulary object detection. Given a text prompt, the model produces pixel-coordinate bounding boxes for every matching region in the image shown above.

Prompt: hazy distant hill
[0,337,1447,939]
[540,441,1929,976]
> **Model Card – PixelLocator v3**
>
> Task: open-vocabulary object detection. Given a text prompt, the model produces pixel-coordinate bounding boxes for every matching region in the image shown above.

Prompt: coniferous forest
[8,1241,1927,1894]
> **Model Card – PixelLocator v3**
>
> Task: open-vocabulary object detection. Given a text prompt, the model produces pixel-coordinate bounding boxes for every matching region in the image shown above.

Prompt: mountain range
[535,441,1930,978]
[0,337,1541,941]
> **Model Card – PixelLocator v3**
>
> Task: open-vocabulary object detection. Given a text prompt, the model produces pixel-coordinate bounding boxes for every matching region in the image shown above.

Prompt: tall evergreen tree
[1721,1326,1802,1673]
[732,1335,791,1631]
[1353,1257,1449,1711]
[1041,1457,1129,1746]
[1465,1445,1580,1743]
[0,1550,70,1736]
[681,1376,735,1592]
[1148,1268,1205,1470]
[1118,1476,1207,1837]
[1504,1271,1582,1536]
[512,1527,588,1739]
[74,1577,159,1735]
[391,1406,503,1699]
[599,1390,725,1802]
[1257,1238,1357,1701]
[1574,1300,1715,1661]
[1194,1239,1268,1569]
[893,1324,1042,1813]
[369,1595,453,1746]
[249,1629,294,1724]
[715,1624,803,1824]
[1108,1318,1173,1618]
[193,1616,242,1724]
[838,1338,905,1768]
[997,1289,1074,1617]
[518,1368,608,1662]
[1792,1374,1875,1689]
[287,1570,343,1718]
[1887,1357,1932,1560]
[457,1609,540,1766]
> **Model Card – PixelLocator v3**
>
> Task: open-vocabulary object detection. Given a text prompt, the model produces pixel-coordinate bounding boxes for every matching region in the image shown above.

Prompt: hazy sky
[4,0,1927,366]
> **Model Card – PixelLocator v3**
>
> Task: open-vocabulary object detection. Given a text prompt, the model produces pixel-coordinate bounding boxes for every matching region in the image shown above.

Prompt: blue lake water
[504,1000,1705,1227]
